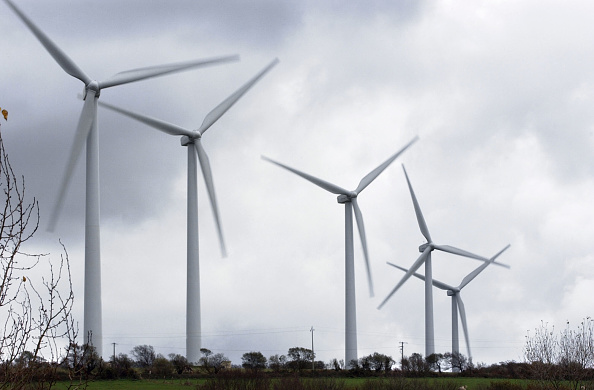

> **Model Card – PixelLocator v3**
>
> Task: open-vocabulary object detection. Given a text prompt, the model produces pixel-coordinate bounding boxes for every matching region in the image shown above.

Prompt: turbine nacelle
[180,134,200,146]
[337,193,357,203]
[419,242,433,252]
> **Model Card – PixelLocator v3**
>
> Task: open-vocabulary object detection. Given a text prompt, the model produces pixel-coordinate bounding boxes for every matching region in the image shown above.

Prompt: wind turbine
[262,136,418,367]
[378,164,509,357]
[387,244,510,363]
[97,59,279,363]
[5,0,238,357]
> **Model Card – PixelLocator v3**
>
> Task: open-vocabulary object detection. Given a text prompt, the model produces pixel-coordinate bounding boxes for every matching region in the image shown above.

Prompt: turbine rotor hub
[83,80,100,98]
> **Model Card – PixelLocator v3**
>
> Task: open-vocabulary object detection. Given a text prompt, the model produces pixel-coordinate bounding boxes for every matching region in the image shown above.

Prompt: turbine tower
[378,165,509,357]
[387,244,510,362]
[5,0,238,357]
[262,136,418,366]
[97,59,279,363]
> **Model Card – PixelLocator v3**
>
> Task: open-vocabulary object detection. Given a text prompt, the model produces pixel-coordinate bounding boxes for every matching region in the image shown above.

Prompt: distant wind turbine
[387,244,510,362]
[262,136,418,367]
[5,0,238,357]
[97,59,279,363]
[378,165,509,357]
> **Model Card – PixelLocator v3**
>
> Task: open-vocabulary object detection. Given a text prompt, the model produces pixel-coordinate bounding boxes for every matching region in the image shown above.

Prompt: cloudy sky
[2,0,594,367]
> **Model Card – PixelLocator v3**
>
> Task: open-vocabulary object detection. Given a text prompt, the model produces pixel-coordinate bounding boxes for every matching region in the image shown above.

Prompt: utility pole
[112,342,117,363]
[399,341,407,367]
[310,326,315,370]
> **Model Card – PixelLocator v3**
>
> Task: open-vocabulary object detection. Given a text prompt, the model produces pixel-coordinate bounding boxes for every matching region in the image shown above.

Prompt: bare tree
[0,130,76,389]
[130,345,156,368]
[524,318,594,390]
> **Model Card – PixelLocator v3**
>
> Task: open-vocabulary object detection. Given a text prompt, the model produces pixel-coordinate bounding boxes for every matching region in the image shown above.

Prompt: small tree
[130,345,156,368]
[210,353,230,374]
[444,351,470,374]
[426,353,445,373]
[407,353,430,376]
[168,353,190,374]
[152,354,174,378]
[365,352,395,372]
[268,354,286,372]
[524,318,594,390]
[241,351,267,372]
[287,347,314,371]
[199,348,213,373]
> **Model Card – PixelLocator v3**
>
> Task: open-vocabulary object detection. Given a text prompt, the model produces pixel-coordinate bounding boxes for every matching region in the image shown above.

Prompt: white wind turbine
[5,0,238,357]
[387,244,510,362]
[262,136,418,367]
[378,165,509,357]
[97,59,279,363]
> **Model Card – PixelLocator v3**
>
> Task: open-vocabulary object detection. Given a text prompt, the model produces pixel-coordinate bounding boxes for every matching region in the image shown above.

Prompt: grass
[52,379,206,389]
[50,376,535,389]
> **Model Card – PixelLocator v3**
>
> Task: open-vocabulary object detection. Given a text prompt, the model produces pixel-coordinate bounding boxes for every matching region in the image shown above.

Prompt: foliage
[130,344,156,368]
[198,348,230,374]
[151,355,174,378]
[268,354,287,372]
[444,352,472,374]
[168,353,190,375]
[287,347,315,371]
[402,353,431,376]
[61,341,101,382]
[241,351,267,372]
[426,353,446,374]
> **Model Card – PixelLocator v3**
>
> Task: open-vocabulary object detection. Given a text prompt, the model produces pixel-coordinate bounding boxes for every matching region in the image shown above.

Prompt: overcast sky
[2,0,594,367]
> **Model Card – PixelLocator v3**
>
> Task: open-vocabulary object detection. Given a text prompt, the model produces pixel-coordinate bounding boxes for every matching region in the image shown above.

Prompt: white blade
[377,248,431,309]
[386,262,455,291]
[197,58,279,134]
[354,136,418,194]
[98,55,239,90]
[433,244,510,268]
[352,198,373,297]
[459,244,510,289]
[261,156,350,195]
[402,165,432,243]
[5,0,91,85]
[194,140,226,257]
[456,294,472,360]
[97,100,196,138]
[48,90,97,231]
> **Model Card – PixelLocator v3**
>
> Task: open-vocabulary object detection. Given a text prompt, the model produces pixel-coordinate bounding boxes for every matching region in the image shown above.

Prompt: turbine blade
[97,100,195,138]
[261,156,350,195]
[386,262,454,291]
[198,58,279,134]
[433,244,487,261]
[354,136,418,194]
[194,140,227,257]
[352,198,373,297]
[402,165,432,243]
[47,90,97,231]
[459,244,511,289]
[98,55,239,89]
[456,294,472,360]
[377,248,431,309]
[433,244,510,268]
[5,0,91,84]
